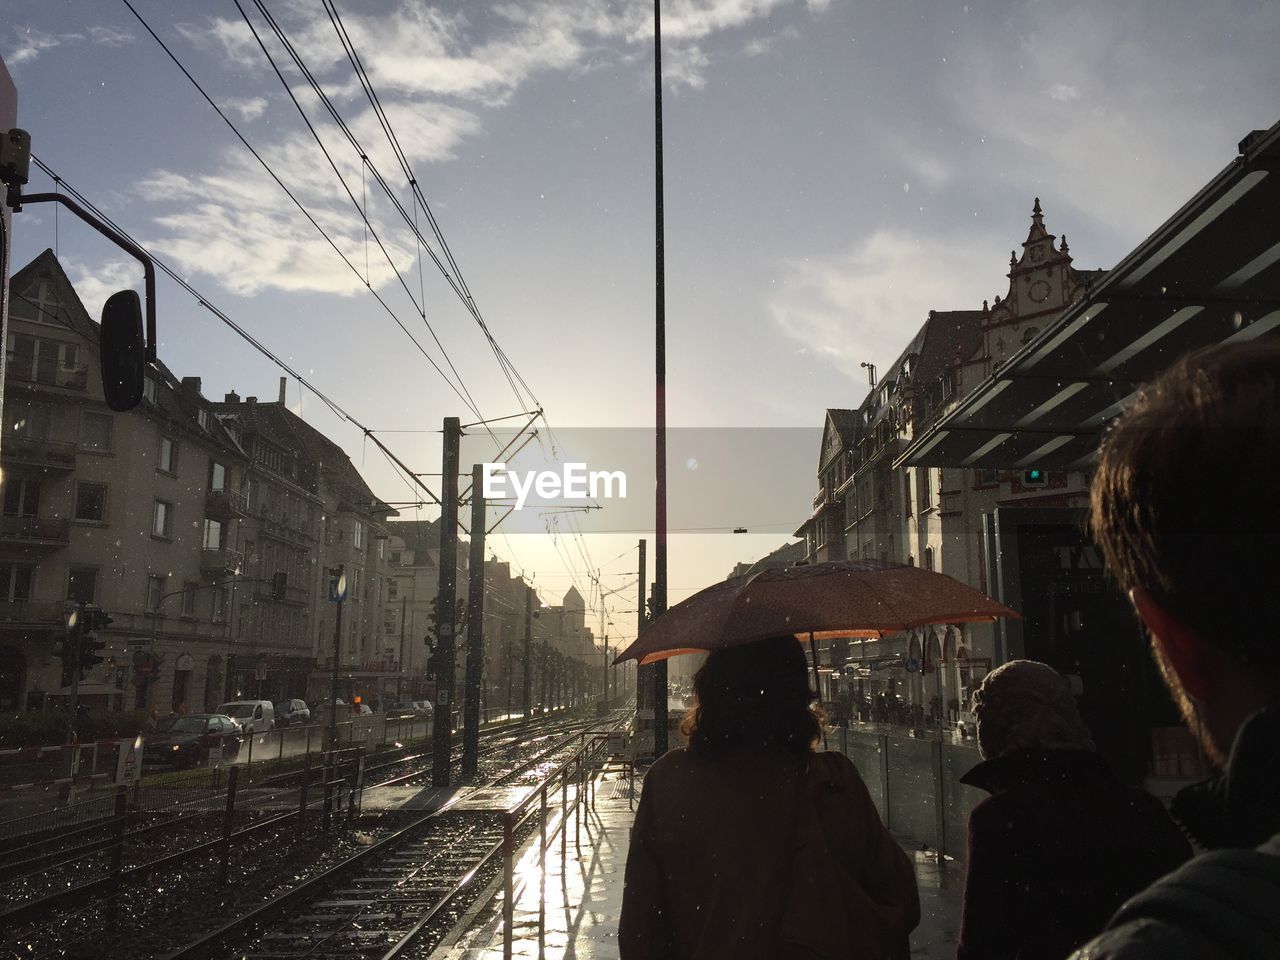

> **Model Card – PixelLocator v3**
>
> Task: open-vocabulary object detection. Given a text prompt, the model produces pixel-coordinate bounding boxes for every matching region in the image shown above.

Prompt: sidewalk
[446,768,965,959]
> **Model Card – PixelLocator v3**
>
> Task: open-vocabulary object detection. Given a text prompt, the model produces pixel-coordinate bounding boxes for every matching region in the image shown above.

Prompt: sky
[4,0,1280,646]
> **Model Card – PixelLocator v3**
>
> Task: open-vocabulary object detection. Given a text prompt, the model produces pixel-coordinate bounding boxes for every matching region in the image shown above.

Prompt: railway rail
[164,714,629,960]
[0,709,609,957]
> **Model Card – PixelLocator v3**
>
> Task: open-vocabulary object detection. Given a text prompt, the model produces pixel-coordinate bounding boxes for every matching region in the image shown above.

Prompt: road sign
[115,734,144,785]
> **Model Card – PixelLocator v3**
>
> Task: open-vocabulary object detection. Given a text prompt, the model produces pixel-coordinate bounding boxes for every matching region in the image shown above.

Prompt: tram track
[163,713,626,960]
[0,710,605,959]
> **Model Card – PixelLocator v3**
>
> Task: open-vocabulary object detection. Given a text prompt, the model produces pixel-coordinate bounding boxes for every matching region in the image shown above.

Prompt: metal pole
[398,595,407,698]
[433,417,462,787]
[65,603,83,747]
[652,0,670,758]
[462,463,486,779]
[523,585,533,718]
[502,813,515,960]
[328,568,344,751]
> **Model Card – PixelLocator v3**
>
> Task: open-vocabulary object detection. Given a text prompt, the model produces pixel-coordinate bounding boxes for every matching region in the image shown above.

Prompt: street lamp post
[327,565,347,752]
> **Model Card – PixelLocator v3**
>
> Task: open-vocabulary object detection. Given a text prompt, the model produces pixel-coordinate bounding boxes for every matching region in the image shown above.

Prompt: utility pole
[461,464,486,779]
[397,595,406,698]
[652,0,670,758]
[523,585,533,718]
[327,564,345,751]
[432,417,461,787]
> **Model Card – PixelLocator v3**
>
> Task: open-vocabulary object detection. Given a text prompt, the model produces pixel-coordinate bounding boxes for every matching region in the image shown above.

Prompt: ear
[1129,586,1212,701]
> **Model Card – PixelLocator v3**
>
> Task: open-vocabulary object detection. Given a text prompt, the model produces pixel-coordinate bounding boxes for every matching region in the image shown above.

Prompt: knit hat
[973,659,1095,760]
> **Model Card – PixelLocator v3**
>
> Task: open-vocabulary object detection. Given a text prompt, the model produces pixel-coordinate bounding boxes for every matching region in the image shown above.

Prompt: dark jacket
[618,746,918,960]
[1070,705,1280,960]
[956,749,1192,960]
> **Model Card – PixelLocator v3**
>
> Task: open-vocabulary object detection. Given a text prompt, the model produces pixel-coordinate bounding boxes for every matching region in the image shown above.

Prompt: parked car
[385,701,423,718]
[143,714,241,769]
[353,702,373,716]
[273,699,311,727]
[217,700,275,734]
[412,701,435,720]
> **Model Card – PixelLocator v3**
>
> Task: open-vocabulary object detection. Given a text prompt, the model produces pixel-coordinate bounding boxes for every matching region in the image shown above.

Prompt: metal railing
[0,515,71,544]
[0,435,77,469]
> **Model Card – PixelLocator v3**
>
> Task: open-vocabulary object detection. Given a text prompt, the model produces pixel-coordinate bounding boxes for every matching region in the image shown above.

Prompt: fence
[838,723,985,862]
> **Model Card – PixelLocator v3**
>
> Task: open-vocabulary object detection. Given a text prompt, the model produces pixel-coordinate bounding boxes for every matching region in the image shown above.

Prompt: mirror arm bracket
[12,190,157,363]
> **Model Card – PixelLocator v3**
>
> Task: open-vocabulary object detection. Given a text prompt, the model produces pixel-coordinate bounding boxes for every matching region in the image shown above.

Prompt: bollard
[219,767,239,884]
[502,813,516,960]
[279,728,286,762]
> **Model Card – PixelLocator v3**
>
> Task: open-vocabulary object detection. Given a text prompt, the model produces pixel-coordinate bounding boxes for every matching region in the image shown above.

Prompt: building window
[924,547,934,571]
[903,473,912,516]
[152,499,173,539]
[918,468,932,509]
[197,409,210,430]
[390,551,402,565]
[354,521,365,551]
[388,578,399,600]
[1021,326,1041,346]
[3,477,40,517]
[209,461,226,493]
[146,574,166,612]
[68,567,98,604]
[213,587,229,623]
[158,436,177,474]
[974,468,1000,488]
[81,412,113,452]
[202,518,223,550]
[181,581,198,617]
[0,562,34,601]
[143,378,157,403]
[5,399,52,439]
[74,482,108,522]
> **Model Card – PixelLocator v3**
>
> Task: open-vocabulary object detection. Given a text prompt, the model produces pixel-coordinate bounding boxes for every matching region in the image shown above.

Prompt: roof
[386,518,441,554]
[214,397,396,517]
[898,119,1280,471]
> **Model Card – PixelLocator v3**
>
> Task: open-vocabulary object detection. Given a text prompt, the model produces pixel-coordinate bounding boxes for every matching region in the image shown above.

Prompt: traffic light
[271,571,288,600]
[79,606,112,679]
[1022,468,1047,486]
[57,633,75,688]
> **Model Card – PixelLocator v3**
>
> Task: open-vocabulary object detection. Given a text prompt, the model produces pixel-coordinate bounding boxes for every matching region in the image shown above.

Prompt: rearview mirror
[100,290,146,411]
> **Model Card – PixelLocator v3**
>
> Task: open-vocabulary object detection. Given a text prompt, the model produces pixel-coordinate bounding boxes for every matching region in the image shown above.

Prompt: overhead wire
[118,0,483,422]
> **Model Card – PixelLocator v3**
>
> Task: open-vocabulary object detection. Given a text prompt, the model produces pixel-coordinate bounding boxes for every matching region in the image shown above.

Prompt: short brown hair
[680,635,822,757]
[1090,338,1280,669]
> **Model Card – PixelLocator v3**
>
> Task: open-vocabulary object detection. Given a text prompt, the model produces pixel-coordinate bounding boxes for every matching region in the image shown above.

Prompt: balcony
[0,515,71,548]
[201,546,245,575]
[1,436,77,472]
[206,488,249,520]
[0,598,67,625]
[6,353,89,392]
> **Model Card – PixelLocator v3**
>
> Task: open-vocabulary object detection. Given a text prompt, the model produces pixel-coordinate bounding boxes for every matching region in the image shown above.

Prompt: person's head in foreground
[1090,337,1280,767]
[680,634,822,757]
[972,659,1095,761]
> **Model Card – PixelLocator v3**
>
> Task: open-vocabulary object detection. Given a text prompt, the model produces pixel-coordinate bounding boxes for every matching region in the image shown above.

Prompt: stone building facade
[796,201,1107,721]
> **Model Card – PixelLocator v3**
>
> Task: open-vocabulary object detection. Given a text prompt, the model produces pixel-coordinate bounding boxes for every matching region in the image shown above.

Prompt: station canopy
[897,119,1280,471]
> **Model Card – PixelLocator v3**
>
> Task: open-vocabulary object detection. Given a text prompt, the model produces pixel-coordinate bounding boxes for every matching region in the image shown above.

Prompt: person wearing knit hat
[955,659,1190,960]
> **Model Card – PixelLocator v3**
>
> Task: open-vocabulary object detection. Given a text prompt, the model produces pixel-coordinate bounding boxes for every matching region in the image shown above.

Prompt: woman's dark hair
[680,635,822,757]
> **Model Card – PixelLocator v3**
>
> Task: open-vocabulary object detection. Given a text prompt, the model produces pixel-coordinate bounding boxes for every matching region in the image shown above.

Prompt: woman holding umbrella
[618,633,920,960]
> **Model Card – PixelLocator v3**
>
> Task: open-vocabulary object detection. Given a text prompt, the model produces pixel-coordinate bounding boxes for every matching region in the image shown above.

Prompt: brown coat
[619,746,919,960]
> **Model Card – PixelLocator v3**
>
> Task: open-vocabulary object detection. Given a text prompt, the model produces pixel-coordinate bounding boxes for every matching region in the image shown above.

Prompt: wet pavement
[446,768,965,959]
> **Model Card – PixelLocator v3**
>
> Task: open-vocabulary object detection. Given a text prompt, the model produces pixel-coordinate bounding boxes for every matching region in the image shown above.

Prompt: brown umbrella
[614,558,1020,666]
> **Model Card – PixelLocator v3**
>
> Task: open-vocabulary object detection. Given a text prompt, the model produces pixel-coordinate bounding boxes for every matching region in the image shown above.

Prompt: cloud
[769,230,1000,379]
[1045,82,1079,103]
[225,96,269,122]
[6,27,75,65]
[144,0,812,295]
[942,1,1280,235]
[63,257,144,320]
[87,25,135,48]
